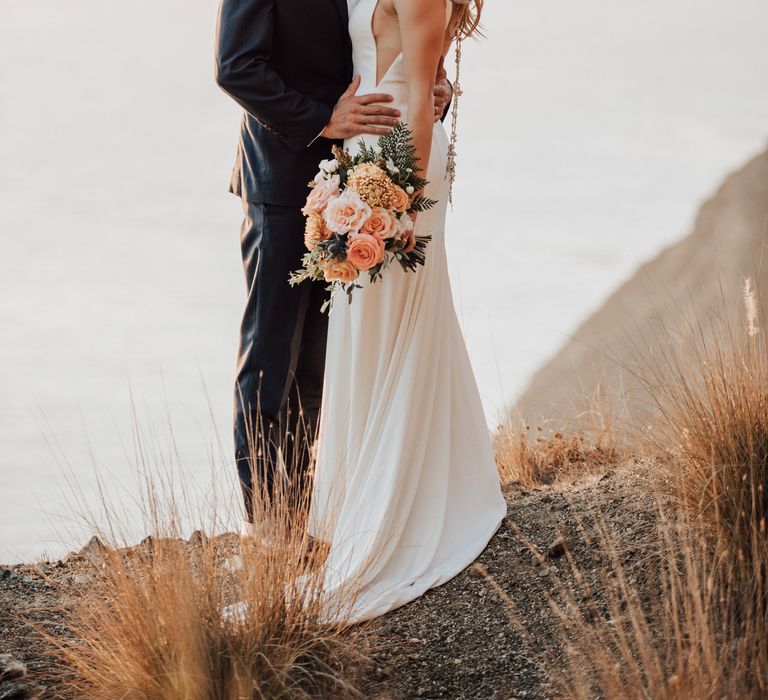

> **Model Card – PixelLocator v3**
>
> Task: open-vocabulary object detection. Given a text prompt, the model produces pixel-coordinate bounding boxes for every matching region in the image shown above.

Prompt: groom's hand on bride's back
[321,75,401,139]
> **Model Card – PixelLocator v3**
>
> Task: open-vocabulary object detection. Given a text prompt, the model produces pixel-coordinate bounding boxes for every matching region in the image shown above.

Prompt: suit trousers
[234,199,328,521]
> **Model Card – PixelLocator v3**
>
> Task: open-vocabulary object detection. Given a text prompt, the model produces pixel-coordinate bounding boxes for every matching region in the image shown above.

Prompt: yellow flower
[304,212,331,250]
[346,162,396,208]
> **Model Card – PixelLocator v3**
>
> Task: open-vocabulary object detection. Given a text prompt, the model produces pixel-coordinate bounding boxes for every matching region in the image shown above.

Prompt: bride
[308,0,506,622]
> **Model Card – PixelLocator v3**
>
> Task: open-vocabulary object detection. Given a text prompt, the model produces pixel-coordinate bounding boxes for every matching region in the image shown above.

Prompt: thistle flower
[325,235,348,261]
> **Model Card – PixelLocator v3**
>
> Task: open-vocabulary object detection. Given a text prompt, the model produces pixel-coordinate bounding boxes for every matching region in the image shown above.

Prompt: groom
[214,0,451,534]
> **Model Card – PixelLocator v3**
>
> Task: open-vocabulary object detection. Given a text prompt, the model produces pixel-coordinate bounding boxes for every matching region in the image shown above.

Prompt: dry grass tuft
[50,508,366,699]
[548,520,768,699]
[494,423,619,486]
[639,283,768,587]
[480,507,768,699]
[45,416,369,699]
[489,282,768,698]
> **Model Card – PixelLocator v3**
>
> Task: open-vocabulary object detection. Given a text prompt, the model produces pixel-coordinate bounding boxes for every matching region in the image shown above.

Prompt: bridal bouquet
[290,124,436,307]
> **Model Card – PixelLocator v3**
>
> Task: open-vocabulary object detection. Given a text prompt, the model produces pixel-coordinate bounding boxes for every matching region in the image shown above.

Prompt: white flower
[405,185,415,195]
[374,146,383,156]
[406,167,413,173]
[399,214,414,234]
[319,158,339,173]
[313,170,326,184]
[385,158,399,175]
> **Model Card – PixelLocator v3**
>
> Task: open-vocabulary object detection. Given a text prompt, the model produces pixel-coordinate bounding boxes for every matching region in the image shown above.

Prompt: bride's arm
[394,0,447,181]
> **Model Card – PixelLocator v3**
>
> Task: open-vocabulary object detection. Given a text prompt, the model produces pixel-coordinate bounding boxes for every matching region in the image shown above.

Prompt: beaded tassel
[446,32,463,206]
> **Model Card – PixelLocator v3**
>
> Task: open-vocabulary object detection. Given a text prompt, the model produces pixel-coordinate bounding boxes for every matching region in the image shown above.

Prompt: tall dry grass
[489,280,768,698]
[640,279,768,586]
[483,508,768,699]
[47,408,369,699]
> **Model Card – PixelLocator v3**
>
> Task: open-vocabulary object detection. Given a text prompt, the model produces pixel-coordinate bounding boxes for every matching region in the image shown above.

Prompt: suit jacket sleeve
[215,0,334,153]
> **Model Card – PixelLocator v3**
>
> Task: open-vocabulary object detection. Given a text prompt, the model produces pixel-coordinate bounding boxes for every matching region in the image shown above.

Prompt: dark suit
[215,0,353,519]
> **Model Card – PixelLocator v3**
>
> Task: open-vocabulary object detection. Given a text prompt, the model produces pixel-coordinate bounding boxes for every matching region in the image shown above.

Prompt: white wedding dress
[308,0,506,623]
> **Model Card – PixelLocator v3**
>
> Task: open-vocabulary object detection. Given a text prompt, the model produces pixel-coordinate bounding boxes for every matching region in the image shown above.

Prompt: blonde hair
[448,0,484,39]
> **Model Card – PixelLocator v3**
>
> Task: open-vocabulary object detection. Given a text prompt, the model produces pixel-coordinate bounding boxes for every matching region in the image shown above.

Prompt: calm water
[1,0,767,562]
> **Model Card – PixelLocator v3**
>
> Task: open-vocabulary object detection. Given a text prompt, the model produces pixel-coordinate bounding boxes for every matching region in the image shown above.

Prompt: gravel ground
[363,460,663,699]
[1,461,663,699]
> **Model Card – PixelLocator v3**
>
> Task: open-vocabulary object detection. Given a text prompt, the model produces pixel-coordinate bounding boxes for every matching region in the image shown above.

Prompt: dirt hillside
[515,148,768,429]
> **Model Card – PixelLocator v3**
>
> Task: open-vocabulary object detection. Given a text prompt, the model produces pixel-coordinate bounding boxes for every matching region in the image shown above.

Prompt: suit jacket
[215,0,353,207]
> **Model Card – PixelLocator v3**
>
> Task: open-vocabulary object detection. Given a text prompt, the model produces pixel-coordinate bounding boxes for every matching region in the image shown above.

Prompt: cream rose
[360,207,397,240]
[390,185,410,213]
[301,175,340,216]
[347,233,385,271]
[323,259,358,283]
[324,189,372,235]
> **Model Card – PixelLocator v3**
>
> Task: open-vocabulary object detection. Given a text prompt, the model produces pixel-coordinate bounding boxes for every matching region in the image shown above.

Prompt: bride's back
[348,0,452,114]
[370,0,405,87]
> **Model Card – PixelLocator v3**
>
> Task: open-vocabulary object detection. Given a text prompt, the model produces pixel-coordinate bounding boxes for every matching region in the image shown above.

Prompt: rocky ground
[364,460,663,699]
[1,461,663,699]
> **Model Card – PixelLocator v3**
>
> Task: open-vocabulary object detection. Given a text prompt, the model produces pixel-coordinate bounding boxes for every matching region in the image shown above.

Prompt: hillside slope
[515,148,768,428]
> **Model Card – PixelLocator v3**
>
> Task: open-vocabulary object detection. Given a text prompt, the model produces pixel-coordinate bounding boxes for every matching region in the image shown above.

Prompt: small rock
[223,555,244,573]
[0,569,11,581]
[537,566,552,578]
[0,684,44,700]
[80,536,108,563]
[547,536,568,560]
[468,563,488,579]
[0,654,26,682]
[71,573,93,586]
[62,551,80,565]
[188,530,208,546]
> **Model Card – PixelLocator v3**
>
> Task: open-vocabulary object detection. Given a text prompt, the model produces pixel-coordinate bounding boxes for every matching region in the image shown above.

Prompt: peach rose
[361,207,397,240]
[301,175,340,216]
[323,259,358,283]
[324,189,372,235]
[347,233,385,271]
[390,185,410,213]
[304,212,332,250]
